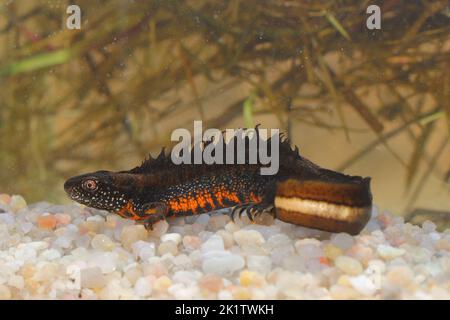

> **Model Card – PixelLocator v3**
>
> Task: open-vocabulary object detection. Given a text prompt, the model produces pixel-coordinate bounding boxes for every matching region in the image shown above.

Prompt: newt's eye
[82,179,98,191]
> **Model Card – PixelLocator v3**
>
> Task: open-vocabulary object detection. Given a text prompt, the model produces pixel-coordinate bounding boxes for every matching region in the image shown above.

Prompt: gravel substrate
[0,193,449,299]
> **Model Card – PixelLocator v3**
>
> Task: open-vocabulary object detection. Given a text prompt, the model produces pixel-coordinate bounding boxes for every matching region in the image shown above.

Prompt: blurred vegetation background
[0,0,449,228]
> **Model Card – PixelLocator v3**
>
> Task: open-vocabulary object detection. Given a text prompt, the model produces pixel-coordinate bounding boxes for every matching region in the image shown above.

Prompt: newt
[64,128,372,235]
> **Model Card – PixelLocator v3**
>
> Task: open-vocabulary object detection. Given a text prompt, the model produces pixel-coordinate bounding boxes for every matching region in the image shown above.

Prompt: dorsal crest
[126,126,301,175]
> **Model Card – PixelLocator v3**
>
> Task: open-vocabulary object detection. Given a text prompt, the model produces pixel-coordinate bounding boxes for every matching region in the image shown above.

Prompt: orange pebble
[319,256,331,266]
[199,274,223,292]
[0,194,11,205]
[37,215,57,230]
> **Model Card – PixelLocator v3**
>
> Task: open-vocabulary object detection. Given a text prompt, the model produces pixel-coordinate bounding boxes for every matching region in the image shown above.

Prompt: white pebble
[233,230,265,247]
[247,255,272,274]
[131,241,155,261]
[8,275,24,290]
[41,249,62,260]
[0,213,15,225]
[91,234,115,251]
[377,244,405,260]
[10,195,27,212]
[202,253,245,276]
[161,233,182,245]
[335,256,363,275]
[20,222,33,234]
[87,215,105,223]
[331,233,355,250]
[134,277,152,297]
[296,242,323,259]
[147,220,169,237]
[80,267,106,289]
[88,252,118,273]
[201,235,224,252]
[349,275,378,296]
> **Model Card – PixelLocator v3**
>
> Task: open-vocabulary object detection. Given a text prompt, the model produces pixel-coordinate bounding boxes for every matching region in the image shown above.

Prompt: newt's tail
[274,177,372,235]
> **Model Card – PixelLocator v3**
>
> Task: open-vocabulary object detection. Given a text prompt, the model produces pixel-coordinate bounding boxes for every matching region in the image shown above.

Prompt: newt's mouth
[63,177,80,198]
[63,176,88,203]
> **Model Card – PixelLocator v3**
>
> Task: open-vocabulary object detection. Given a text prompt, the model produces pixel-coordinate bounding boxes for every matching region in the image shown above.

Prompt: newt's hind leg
[231,202,275,223]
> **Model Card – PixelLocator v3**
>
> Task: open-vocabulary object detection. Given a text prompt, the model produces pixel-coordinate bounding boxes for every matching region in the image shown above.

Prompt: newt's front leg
[116,200,168,230]
[141,202,168,230]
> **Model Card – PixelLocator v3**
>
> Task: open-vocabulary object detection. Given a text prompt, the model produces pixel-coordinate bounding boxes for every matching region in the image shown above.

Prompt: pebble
[324,244,343,261]
[201,235,224,252]
[157,241,178,256]
[386,266,414,287]
[41,249,62,260]
[199,274,223,292]
[208,214,230,231]
[134,277,152,297]
[81,267,106,289]
[37,215,57,230]
[330,233,355,250]
[89,252,118,273]
[0,194,11,205]
[239,270,265,287]
[329,284,359,299]
[0,213,15,225]
[349,275,378,296]
[124,266,142,285]
[183,235,202,251]
[55,213,72,226]
[377,244,406,260]
[335,256,363,275]
[79,220,102,234]
[247,255,272,274]
[224,221,240,233]
[91,234,115,251]
[120,225,148,250]
[10,195,27,212]
[153,276,172,292]
[202,253,245,276]
[232,286,251,299]
[8,275,24,290]
[216,230,234,248]
[132,241,155,261]
[0,284,12,299]
[233,230,265,247]
[296,242,323,259]
[20,222,33,234]
[105,215,118,229]
[253,212,275,226]
[196,214,210,225]
[147,220,169,237]
[0,194,448,300]
[161,233,182,245]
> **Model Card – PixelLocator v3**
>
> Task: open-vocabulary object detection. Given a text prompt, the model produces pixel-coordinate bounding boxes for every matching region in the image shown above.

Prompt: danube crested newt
[64,128,372,235]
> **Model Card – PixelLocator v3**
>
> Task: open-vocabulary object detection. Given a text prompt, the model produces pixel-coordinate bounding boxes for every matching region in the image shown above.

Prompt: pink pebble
[55,213,72,226]
[0,194,11,205]
[183,235,202,250]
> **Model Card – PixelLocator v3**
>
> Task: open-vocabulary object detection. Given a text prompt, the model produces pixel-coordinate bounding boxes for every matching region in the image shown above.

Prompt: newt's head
[64,171,130,211]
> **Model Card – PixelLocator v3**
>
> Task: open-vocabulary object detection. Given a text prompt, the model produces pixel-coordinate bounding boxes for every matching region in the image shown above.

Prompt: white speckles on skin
[67,180,129,212]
